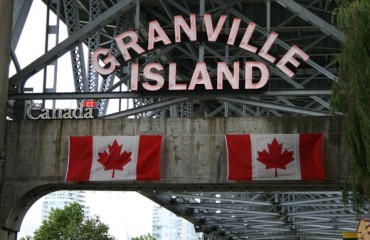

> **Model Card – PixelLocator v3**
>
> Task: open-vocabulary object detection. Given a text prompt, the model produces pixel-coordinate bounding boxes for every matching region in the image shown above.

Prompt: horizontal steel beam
[281,196,343,206]
[161,193,272,206]
[240,235,341,240]
[217,97,330,116]
[7,90,332,100]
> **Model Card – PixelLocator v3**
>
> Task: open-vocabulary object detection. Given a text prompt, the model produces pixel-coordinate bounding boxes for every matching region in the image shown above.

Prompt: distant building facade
[41,191,89,220]
[152,206,201,240]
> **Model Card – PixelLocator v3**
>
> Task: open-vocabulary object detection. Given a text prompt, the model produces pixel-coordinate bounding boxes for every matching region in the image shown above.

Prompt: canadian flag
[66,135,162,181]
[225,134,326,180]
[83,99,96,108]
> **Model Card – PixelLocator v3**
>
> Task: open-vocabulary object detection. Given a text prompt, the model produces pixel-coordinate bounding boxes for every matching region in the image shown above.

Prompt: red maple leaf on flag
[97,140,132,178]
[257,138,294,177]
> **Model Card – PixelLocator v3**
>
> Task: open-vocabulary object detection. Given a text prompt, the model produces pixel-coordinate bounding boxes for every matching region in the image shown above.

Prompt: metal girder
[10,50,21,73]
[301,61,337,86]
[268,0,320,33]
[165,0,191,15]
[11,0,33,73]
[7,90,332,101]
[178,101,192,118]
[303,34,327,52]
[87,0,101,93]
[159,0,175,18]
[145,190,364,240]
[141,98,157,118]
[212,0,338,82]
[276,0,345,43]
[97,14,133,116]
[43,0,61,109]
[281,196,343,206]
[63,0,88,93]
[206,104,225,117]
[11,0,33,50]
[217,97,329,116]
[163,193,273,206]
[248,52,331,110]
[128,2,193,119]
[102,98,189,119]
[8,0,138,90]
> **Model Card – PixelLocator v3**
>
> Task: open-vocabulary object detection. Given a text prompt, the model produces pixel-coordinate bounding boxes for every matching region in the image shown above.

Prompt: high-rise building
[152,206,201,240]
[41,190,89,221]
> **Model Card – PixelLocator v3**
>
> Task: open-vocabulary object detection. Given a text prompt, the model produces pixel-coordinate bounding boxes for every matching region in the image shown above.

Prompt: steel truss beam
[7,90,332,101]
[212,0,338,82]
[11,0,33,50]
[63,0,88,93]
[87,0,101,93]
[43,0,60,109]
[97,12,135,116]
[145,190,365,240]
[248,52,331,110]
[9,0,138,90]
[217,97,329,116]
[276,0,345,43]
[138,0,337,118]
[102,98,189,118]
[11,0,33,73]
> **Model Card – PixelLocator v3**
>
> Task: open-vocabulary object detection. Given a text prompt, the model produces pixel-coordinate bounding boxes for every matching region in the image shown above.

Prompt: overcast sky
[13,1,157,239]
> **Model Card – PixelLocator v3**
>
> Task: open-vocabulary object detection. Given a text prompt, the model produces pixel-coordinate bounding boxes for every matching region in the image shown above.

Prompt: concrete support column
[0,1,15,240]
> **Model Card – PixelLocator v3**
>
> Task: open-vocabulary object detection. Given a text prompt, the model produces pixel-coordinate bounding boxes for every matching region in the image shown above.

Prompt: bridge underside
[146,190,358,240]
[10,184,363,240]
[2,117,365,239]
[3,0,362,239]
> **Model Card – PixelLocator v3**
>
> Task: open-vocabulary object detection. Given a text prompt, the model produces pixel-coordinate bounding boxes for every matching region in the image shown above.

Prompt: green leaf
[330,0,370,212]
[28,202,116,240]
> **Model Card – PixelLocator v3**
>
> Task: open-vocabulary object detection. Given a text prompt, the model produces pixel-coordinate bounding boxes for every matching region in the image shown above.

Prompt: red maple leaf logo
[257,138,294,177]
[97,140,132,178]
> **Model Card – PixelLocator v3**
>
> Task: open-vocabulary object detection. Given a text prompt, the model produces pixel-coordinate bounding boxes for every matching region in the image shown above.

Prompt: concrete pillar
[0,1,15,240]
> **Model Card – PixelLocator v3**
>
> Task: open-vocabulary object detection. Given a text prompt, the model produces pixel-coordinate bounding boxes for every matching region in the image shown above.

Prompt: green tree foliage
[131,233,157,240]
[19,236,32,240]
[20,202,116,240]
[330,0,370,211]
